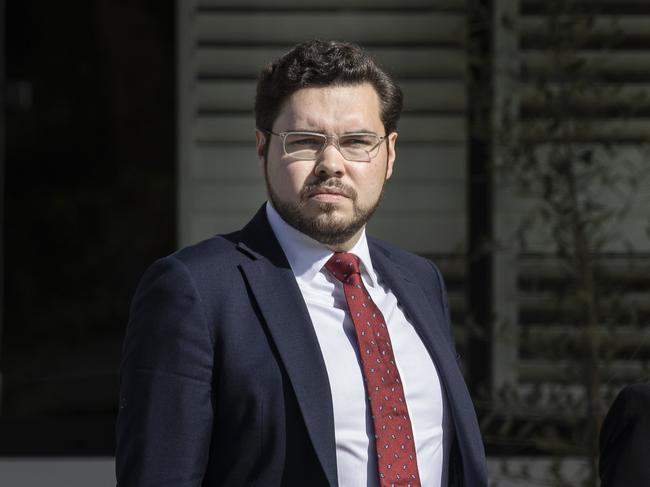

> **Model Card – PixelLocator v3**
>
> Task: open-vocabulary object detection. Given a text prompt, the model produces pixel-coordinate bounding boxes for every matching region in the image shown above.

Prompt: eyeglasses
[263,130,387,163]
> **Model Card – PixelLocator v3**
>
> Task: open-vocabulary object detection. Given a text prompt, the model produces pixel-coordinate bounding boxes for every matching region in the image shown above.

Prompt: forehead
[273,83,383,132]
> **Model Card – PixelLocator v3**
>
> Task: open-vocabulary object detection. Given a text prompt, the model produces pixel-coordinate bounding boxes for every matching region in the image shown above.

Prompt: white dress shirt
[266,202,444,487]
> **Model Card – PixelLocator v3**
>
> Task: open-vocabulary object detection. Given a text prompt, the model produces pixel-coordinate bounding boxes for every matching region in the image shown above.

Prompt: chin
[312,210,349,226]
[268,184,380,245]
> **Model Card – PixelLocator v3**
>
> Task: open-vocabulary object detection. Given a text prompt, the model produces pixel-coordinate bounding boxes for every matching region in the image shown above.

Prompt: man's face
[256,83,397,249]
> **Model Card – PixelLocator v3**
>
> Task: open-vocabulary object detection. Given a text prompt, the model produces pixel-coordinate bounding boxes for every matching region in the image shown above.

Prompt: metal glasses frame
[262,129,387,162]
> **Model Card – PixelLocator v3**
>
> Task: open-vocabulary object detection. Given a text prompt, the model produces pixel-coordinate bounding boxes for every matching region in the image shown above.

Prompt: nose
[314,141,346,177]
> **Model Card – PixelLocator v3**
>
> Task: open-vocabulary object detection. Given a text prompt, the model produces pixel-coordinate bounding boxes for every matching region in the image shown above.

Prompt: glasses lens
[339,134,380,162]
[283,133,326,159]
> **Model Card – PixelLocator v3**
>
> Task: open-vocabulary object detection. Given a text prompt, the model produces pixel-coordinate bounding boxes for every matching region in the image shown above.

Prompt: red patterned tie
[325,252,421,487]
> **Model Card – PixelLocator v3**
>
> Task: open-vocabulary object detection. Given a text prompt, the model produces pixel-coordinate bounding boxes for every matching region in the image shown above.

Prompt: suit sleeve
[116,256,215,487]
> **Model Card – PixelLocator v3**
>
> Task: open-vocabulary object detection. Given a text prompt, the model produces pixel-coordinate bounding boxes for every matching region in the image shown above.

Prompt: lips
[308,187,349,198]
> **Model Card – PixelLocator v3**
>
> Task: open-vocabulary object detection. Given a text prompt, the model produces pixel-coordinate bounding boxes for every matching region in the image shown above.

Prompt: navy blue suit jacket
[116,206,487,486]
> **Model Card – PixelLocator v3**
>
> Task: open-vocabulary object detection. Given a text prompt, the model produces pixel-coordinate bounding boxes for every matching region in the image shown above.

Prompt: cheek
[267,162,310,196]
[358,166,387,195]
[362,177,388,205]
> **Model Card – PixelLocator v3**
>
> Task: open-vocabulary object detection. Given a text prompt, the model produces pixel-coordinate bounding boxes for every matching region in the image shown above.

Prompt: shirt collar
[265,201,378,287]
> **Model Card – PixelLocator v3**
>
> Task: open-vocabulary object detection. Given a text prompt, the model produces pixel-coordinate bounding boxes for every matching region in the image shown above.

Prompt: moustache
[300,179,357,201]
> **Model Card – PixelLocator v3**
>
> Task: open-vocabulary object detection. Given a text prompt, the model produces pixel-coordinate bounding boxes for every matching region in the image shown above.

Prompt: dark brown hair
[255,40,403,134]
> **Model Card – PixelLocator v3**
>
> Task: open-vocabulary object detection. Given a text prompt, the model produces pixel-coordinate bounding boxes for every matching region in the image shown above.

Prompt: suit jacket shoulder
[117,208,335,486]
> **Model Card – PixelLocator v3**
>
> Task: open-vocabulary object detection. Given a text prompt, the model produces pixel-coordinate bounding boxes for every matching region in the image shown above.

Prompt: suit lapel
[370,246,470,418]
[369,246,459,375]
[370,244,486,485]
[237,208,338,487]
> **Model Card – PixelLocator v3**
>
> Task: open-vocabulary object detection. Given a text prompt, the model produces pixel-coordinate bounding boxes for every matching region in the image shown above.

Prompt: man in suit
[599,382,650,487]
[116,40,487,486]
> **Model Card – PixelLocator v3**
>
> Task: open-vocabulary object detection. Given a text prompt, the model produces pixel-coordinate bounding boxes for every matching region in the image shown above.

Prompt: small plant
[485,0,650,485]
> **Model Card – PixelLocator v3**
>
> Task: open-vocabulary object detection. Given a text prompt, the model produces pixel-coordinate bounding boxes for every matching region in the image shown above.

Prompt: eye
[340,135,376,149]
[284,134,324,151]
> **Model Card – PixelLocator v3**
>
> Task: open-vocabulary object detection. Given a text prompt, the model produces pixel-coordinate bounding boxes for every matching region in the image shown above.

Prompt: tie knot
[325,252,361,284]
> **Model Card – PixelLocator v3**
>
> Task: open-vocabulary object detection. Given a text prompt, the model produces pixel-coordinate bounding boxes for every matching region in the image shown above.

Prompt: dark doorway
[1,0,175,455]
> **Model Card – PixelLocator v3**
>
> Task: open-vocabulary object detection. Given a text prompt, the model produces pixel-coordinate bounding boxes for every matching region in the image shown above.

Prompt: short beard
[266,175,383,246]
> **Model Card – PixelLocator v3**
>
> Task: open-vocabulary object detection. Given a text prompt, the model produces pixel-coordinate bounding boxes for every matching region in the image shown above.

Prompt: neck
[326,228,364,253]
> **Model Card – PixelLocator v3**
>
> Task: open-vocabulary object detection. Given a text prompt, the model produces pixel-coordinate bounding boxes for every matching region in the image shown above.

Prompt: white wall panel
[198,0,465,7]
[196,47,467,79]
[196,13,464,44]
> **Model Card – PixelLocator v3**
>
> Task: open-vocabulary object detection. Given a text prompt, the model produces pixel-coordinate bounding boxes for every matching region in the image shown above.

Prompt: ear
[385,131,398,180]
[255,129,267,163]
